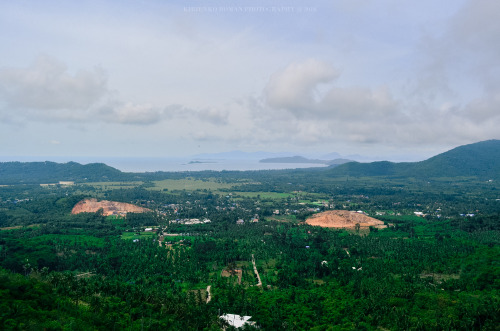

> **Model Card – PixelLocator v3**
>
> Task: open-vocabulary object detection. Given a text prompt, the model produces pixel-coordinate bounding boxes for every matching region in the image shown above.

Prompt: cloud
[162,104,229,126]
[460,91,500,124]
[0,55,107,113]
[256,52,500,149]
[263,59,400,122]
[402,0,500,145]
[197,107,229,125]
[0,55,232,127]
[100,102,163,125]
[265,59,339,112]
[319,86,399,120]
[449,0,500,64]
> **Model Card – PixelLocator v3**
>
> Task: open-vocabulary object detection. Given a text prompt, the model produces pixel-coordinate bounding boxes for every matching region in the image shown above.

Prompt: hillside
[0,161,127,184]
[409,139,500,178]
[329,140,500,179]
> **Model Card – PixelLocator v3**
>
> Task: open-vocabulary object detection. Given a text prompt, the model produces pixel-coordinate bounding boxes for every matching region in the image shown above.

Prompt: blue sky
[0,0,498,161]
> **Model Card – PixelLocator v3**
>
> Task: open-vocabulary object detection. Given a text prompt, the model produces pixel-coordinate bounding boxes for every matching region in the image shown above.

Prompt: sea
[93,158,329,172]
[0,156,328,173]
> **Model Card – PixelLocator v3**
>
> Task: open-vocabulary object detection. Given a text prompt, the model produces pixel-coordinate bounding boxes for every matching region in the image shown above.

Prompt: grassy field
[121,231,156,240]
[267,215,299,222]
[149,178,235,191]
[106,215,125,225]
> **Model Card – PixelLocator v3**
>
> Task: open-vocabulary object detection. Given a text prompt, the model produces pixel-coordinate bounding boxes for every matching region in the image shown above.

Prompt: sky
[0,0,499,161]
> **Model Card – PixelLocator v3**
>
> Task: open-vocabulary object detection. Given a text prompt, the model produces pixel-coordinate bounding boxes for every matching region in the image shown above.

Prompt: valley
[0,140,499,329]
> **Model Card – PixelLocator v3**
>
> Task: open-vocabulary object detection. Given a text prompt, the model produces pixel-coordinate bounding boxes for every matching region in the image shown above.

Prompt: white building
[220,314,255,329]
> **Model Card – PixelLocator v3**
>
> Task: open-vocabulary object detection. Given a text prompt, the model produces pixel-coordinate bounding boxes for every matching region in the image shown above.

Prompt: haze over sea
[0,156,327,173]
[102,158,329,172]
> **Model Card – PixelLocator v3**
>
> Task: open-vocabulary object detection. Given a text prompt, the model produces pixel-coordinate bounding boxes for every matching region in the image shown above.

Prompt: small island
[188,160,216,164]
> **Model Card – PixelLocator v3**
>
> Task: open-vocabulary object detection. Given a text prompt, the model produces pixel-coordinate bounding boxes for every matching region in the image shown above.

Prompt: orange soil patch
[306,210,386,229]
[71,198,151,216]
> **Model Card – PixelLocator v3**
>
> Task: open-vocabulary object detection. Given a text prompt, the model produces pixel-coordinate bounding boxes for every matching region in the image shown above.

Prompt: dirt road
[251,254,262,287]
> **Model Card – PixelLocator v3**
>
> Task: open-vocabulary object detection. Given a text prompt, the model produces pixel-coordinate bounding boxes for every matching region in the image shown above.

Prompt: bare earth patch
[306,210,386,229]
[221,268,242,284]
[71,198,151,216]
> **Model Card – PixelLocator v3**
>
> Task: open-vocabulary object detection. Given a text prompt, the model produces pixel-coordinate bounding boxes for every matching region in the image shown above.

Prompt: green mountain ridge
[330,140,500,179]
[1,140,498,183]
[0,161,126,185]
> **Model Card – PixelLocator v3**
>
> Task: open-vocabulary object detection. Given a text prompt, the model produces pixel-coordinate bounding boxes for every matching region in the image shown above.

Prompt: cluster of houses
[170,218,212,225]
[236,214,260,225]
[40,181,75,187]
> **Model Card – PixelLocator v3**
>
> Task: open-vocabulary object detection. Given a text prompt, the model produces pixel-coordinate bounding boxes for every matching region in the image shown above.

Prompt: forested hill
[0,161,127,184]
[329,139,500,179]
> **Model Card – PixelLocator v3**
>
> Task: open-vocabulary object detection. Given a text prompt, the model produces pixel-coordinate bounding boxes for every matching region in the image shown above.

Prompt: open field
[82,181,143,189]
[121,231,156,240]
[150,178,235,191]
[267,215,299,222]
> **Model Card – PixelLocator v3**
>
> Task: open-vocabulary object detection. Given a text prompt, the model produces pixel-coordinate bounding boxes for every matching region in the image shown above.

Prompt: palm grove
[0,140,499,329]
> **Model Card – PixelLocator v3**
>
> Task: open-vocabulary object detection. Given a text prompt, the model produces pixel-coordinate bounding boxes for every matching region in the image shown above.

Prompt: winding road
[251,254,262,287]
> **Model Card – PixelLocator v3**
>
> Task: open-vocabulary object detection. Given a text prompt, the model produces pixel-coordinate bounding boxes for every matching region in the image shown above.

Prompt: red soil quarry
[306,210,386,229]
[71,198,151,216]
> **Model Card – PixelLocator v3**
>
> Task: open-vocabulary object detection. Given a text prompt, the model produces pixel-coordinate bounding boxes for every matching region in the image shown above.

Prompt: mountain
[0,161,126,185]
[320,152,342,159]
[329,140,500,179]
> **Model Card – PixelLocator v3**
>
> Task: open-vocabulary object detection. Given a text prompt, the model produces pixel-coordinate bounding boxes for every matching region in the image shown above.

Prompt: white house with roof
[220,314,255,329]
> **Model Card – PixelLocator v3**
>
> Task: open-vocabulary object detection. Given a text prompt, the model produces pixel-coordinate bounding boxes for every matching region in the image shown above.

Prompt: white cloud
[319,86,399,120]
[102,102,163,125]
[461,91,500,124]
[265,59,339,112]
[262,59,401,125]
[0,56,193,126]
[256,50,499,149]
[0,1,498,159]
[197,108,229,126]
[0,55,106,113]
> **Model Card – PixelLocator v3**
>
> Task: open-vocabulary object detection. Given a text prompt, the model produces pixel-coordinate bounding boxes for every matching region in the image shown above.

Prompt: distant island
[260,156,352,166]
[188,160,216,164]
